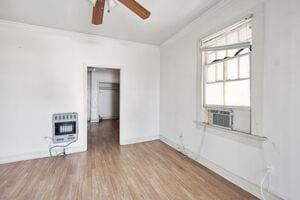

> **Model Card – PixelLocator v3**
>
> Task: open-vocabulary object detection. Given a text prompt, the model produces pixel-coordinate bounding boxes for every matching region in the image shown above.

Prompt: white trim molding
[159,136,283,200]
[0,145,87,165]
[120,135,160,145]
[194,121,266,148]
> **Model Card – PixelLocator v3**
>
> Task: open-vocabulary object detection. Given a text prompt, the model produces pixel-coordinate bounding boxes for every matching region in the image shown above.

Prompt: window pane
[204,35,226,47]
[202,20,252,47]
[227,31,238,44]
[215,37,226,46]
[217,50,226,60]
[227,49,238,57]
[240,55,250,78]
[239,48,251,55]
[206,52,216,64]
[205,82,224,105]
[239,24,252,42]
[216,63,224,81]
[206,64,216,82]
[228,48,250,58]
[225,79,250,106]
[227,58,238,80]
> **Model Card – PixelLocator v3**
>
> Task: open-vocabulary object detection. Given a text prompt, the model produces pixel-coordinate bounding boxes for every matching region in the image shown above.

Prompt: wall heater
[52,112,78,143]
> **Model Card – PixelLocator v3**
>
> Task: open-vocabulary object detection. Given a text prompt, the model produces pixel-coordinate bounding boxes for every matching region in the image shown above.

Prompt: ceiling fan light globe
[107,0,118,8]
[89,0,97,6]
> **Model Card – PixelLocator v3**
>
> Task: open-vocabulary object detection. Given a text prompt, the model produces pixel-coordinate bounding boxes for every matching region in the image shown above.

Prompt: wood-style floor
[0,120,256,200]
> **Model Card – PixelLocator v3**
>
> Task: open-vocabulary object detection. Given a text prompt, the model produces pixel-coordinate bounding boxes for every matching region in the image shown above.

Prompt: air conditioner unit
[207,109,233,129]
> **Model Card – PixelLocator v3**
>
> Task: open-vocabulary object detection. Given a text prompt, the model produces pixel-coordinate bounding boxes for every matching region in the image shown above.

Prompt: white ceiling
[0,0,221,45]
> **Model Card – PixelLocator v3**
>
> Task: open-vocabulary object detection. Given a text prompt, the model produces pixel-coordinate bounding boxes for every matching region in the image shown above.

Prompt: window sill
[194,121,267,148]
[203,105,250,111]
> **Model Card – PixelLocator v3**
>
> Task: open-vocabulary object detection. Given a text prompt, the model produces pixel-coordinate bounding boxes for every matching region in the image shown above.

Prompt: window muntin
[202,19,252,108]
[202,20,252,48]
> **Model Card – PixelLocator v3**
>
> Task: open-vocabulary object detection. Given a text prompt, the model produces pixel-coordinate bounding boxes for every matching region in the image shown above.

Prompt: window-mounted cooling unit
[207,109,233,129]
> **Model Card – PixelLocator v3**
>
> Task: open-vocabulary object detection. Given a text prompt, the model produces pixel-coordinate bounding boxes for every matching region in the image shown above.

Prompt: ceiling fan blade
[118,0,151,20]
[92,0,105,25]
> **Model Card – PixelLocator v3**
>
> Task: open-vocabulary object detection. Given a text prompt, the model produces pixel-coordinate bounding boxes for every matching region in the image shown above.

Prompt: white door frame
[83,64,122,147]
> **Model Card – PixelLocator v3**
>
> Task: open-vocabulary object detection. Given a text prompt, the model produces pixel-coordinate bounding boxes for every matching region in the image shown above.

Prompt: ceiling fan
[89,0,151,25]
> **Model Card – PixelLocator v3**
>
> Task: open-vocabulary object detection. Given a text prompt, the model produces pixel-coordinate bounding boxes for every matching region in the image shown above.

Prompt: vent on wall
[52,112,78,144]
[208,109,233,129]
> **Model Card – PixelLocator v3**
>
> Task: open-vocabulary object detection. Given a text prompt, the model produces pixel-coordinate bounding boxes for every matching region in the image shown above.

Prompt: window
[200,18,252,133]
[202,19,252,108]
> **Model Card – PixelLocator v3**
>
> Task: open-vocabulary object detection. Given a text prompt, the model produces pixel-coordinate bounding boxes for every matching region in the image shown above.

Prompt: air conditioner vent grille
[208,109,232,129]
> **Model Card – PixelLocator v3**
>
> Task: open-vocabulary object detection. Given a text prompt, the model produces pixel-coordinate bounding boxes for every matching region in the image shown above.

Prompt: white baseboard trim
[65,145,87,154]
[90,117,119,122]
[101,116,119,120]
[0,145,87,165]
[159,136,283,200]
[120,135,160,145]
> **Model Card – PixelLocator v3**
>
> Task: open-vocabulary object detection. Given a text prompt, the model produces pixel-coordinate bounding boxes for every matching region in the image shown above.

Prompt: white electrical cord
[49,140,76,157]
[178,135,187,156]
[260,167,272,200]
[194,124,207,161]
[178,125,277,200]
[178,123,207,160]
[180,125,276,200]
[45,136,76,157]
[260,137,279,200]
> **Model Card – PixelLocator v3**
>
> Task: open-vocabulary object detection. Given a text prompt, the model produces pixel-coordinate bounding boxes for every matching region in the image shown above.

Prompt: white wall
[0,20,160,163]
[160,0,300,199]
[1,0,299,199]
[89,68,120,121]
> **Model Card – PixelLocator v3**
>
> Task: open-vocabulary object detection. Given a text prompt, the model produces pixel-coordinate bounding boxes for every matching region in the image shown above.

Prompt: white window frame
[201,42,252,110]
[200,18,252,111]
[195,10,267,146]
[199,17,253,135]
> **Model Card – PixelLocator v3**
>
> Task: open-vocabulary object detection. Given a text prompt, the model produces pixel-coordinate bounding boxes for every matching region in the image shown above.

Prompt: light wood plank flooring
[0,120,257,200]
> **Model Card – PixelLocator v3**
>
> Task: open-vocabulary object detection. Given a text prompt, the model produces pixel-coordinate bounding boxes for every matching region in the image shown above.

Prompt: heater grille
[52,112,78,144]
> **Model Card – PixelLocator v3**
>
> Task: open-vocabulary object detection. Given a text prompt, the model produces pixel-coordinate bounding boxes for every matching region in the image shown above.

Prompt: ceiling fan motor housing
[91,0,151,25]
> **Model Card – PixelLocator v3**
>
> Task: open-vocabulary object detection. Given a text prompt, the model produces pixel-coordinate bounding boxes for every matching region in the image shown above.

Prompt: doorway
[87,67,120,147]
[98,82,120,121]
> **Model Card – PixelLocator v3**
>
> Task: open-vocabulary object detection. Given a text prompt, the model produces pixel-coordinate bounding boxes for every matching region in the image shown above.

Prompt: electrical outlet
[267,165,274,171]
[179,132,184,139]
